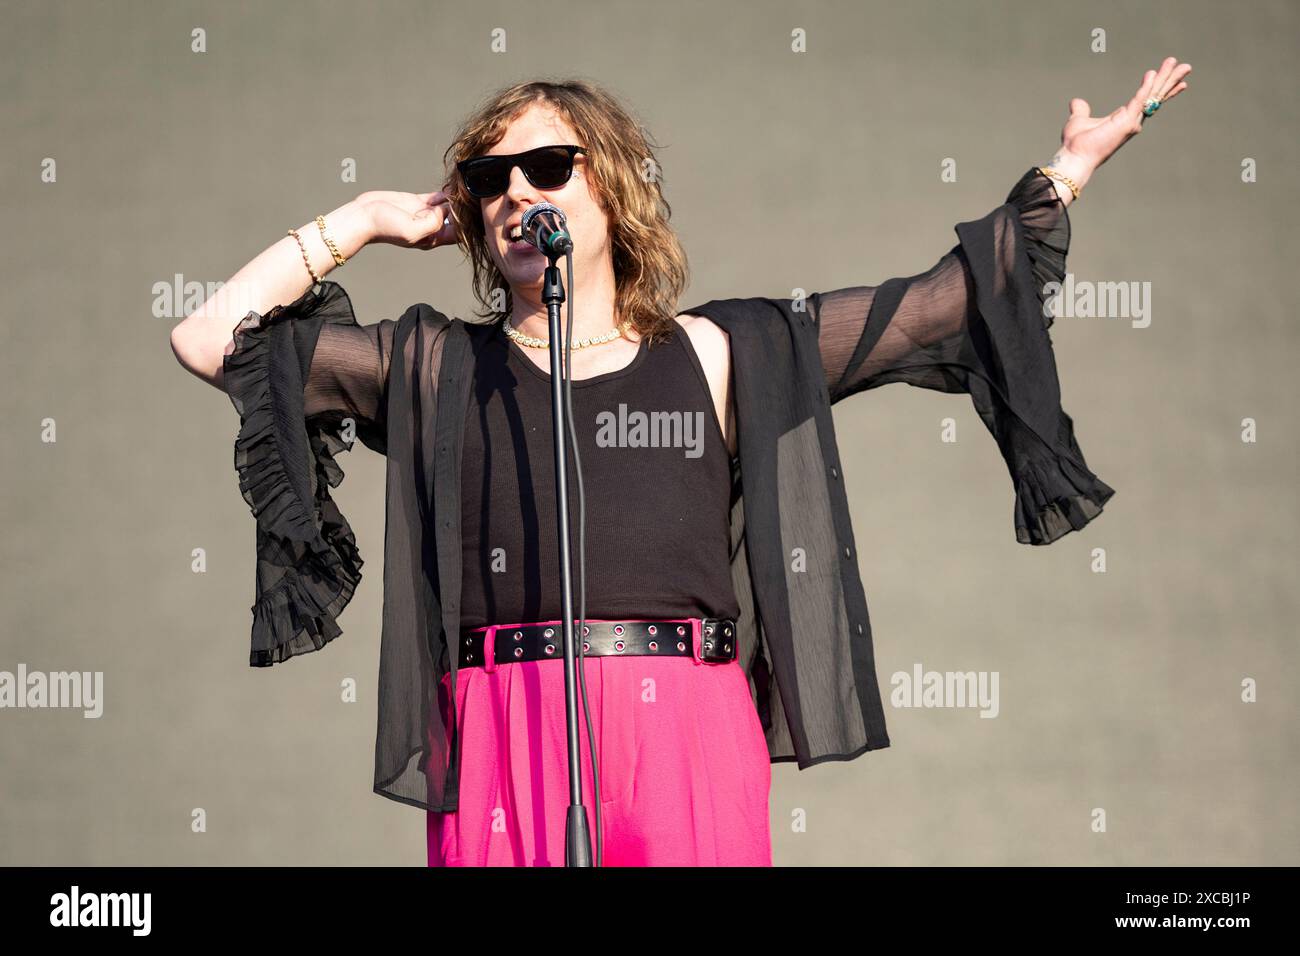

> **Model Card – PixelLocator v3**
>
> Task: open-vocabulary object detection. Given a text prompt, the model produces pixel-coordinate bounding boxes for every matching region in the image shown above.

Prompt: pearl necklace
[503,318,633,350]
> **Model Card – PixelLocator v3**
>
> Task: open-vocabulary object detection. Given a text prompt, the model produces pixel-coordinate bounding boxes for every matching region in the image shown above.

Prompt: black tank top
[458,321,740,630]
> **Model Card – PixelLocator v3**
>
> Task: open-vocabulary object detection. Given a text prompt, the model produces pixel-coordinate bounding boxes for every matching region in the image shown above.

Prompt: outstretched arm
[815,56,1190,544]
[820,56,1191,399]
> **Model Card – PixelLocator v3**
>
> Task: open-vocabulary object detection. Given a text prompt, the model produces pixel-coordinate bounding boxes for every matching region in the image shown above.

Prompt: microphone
[521,202,574,258]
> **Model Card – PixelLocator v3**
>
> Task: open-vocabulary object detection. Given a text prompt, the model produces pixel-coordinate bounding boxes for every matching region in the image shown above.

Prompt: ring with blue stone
[1141,96,1163,117]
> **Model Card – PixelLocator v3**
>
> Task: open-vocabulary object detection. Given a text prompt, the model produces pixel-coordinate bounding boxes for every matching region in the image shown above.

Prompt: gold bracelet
[315,214,348,267]
[1037,165,1080,201]
[287,227,322,283]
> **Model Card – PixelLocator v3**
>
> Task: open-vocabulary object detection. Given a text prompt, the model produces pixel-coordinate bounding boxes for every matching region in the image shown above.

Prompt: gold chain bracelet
[315,214,348,267]
[287,227,321,283]
[1037,165,1080,201]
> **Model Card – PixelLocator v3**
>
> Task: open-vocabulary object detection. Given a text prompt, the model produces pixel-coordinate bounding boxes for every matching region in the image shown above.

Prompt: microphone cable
[560,249,602,867]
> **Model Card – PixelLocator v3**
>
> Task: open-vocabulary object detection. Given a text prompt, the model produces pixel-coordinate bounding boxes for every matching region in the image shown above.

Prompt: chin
[505,256,546,278]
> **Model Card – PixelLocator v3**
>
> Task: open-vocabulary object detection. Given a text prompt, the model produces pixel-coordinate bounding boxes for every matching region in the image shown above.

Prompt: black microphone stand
[541,251,593,867]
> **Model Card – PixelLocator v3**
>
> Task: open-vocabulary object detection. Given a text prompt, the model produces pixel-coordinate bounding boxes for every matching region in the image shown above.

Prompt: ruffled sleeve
[223,281,391,665]
[813,166,1115,545]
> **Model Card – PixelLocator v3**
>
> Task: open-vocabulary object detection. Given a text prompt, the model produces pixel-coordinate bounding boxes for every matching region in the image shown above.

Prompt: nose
[504,163,540,206]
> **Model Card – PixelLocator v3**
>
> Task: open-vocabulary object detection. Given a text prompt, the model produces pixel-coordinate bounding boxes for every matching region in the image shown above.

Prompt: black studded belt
[458,617,738,671]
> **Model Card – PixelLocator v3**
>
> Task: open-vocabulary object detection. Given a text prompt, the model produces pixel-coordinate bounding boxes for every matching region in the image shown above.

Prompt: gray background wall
[1,0,1295,865]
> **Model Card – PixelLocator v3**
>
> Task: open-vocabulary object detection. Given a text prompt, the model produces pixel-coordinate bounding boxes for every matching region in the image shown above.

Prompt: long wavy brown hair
[440,78,690,345]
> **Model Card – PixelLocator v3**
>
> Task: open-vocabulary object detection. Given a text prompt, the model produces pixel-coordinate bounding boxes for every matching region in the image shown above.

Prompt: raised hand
[1057,56,1192,172]
[362,189,459,249]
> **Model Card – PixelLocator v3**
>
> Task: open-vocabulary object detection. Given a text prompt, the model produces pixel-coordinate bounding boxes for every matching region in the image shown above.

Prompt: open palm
[1059,56,1191,170]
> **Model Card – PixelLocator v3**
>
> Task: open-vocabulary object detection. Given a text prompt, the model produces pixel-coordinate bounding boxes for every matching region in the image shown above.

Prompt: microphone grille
[522,202,566,231]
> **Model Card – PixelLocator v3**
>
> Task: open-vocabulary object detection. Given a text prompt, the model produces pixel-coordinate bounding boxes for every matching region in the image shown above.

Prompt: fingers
[1144,58,1191,101]
[1135,56,1192,124]
[373,191,457,248]
[414,197,451,219]
[1161,79,1189,104]
[1150,56,1177,96]
[1128,64,1167,130]
[1115,69,1155,131]
[378,189,453,214]
[434,203,459,244]
[1069,97,1092,118]
[385,190,446,213]
[412,200,456,247]
[1132,68,1157,112]
[1157,62,1192,101]
[423,210,456,250]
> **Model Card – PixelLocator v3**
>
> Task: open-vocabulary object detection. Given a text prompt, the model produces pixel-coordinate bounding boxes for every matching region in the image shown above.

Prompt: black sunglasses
[456,144,587,199]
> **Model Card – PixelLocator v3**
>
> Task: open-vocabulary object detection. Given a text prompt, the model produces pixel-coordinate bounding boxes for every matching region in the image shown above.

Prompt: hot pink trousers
[426,620,772,866]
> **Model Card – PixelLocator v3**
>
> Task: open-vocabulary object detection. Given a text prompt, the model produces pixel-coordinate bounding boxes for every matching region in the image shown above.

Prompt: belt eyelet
[543,627,554,638]
[513,630,523,641]
[581,625,590,637]
[544,643,555,655]
[648,640,658,651]
[614,640,625,652]
[513,646,524,658]
[647,624,657,635]
[582,641,590,653]
[613,624,624,636]
[676,625,686,636]
[677,641,686,652]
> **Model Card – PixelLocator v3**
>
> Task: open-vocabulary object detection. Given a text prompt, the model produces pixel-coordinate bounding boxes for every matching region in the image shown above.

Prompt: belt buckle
[695,618,734,664]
